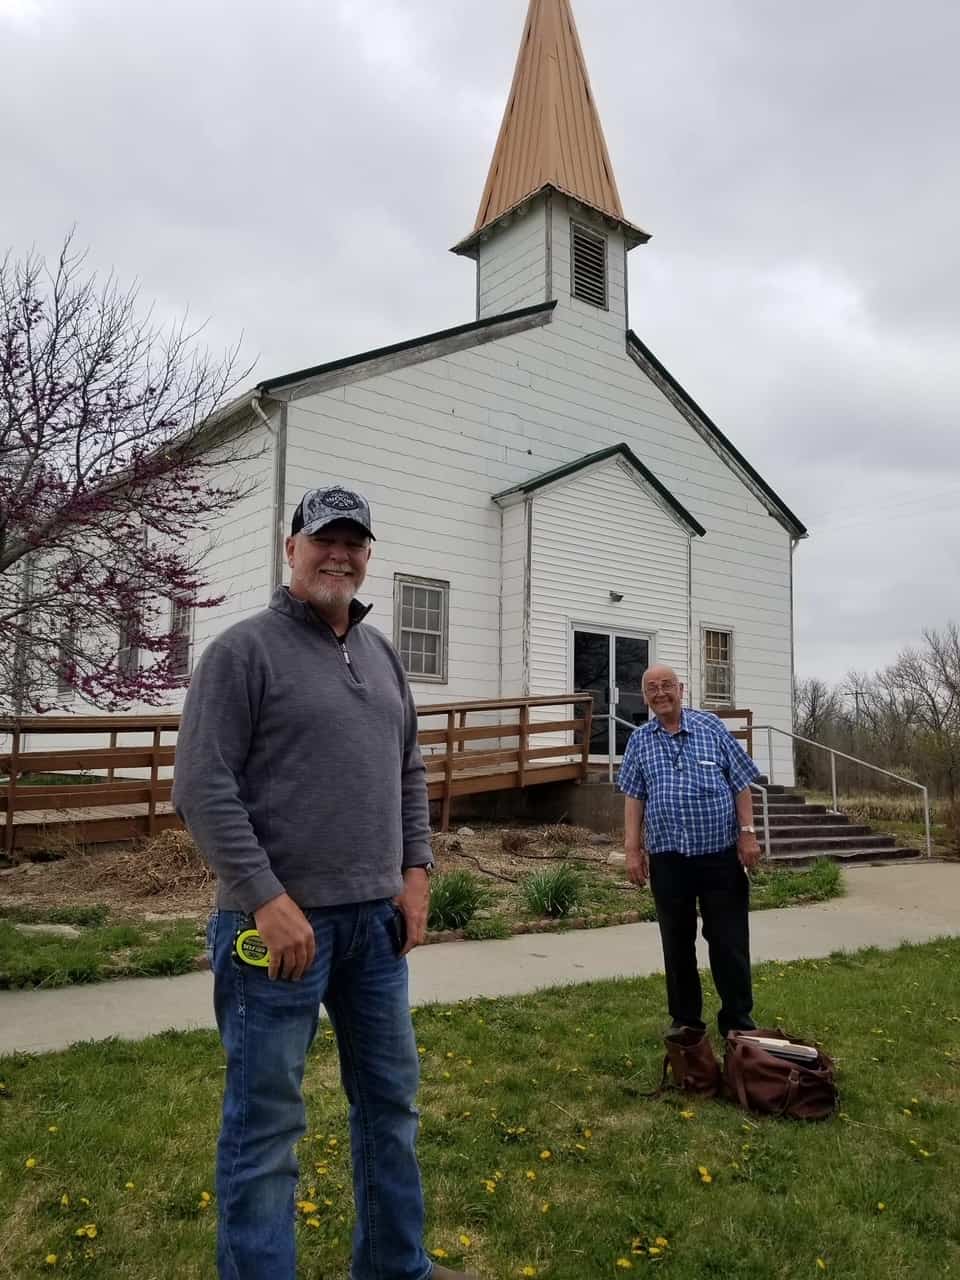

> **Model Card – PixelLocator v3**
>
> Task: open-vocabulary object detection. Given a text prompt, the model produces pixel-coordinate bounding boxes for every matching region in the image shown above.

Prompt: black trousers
[648,848,755,1037]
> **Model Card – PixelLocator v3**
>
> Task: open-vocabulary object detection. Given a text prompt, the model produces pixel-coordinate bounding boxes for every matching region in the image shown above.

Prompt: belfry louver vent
[571,221,608,309]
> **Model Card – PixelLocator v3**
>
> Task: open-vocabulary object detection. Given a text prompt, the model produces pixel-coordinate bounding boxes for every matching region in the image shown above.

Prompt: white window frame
[393,575,449,684]
[169,598,194,681]
[701,625,735,708]
[117,611,140,678]
[56,615,77,699]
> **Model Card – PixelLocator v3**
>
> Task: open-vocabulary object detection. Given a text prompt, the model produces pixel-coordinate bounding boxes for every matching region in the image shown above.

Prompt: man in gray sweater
[174,486,473,1280]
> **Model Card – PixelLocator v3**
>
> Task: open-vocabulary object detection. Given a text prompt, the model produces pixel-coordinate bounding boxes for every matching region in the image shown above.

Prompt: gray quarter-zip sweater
[172,587,433,912]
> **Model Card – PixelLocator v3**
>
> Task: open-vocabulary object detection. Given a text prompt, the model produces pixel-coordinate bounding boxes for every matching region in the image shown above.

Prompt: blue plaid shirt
[617,709,760,855]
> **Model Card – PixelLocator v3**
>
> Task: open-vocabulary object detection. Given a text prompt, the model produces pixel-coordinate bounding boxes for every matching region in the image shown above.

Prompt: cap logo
[314,487,359,515]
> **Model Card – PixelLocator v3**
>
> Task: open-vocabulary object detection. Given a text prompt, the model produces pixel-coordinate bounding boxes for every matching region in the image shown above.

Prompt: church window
[394,575,449,683]
[702,628,734,706]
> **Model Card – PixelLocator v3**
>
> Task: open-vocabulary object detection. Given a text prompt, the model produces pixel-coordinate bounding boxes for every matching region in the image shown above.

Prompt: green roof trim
[626,331,807,538]
[491,443,707,537]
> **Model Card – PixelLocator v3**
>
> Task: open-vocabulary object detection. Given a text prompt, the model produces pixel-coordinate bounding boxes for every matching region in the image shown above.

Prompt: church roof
[492,443,707,538]
[454,0,650,255]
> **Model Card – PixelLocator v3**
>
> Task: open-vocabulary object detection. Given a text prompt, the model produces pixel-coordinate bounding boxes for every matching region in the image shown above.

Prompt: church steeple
[453,0,649,257]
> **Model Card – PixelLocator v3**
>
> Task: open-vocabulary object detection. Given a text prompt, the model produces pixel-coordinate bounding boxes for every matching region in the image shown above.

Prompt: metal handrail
[754,723,932,860]
[604,713,772,861]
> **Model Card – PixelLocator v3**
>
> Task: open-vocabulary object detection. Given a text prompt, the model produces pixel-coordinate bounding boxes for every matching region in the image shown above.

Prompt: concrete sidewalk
[2,861,958,1057]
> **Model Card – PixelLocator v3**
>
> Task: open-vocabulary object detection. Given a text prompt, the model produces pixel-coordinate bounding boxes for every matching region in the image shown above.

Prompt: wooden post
[518,702,530,789]
[4,726,19,858]
[441,711,455,833]
[745,709,754,761]
[456,709,467,752]
[147,726,161,837]
[580,696,592,779]
[107,729,118,782]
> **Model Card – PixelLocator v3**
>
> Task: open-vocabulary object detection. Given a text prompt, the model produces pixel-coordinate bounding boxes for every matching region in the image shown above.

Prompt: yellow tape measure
[234,928,270,968]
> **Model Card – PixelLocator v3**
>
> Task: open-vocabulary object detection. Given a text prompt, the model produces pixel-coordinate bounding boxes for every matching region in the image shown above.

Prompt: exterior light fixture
[609,591,624,603]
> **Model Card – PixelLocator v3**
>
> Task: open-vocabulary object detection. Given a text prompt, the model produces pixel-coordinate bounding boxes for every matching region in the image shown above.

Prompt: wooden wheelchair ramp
[1,695,594,852]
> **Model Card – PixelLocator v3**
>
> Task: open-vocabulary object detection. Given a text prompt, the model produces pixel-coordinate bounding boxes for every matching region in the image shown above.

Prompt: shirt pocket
[693,760,727,794]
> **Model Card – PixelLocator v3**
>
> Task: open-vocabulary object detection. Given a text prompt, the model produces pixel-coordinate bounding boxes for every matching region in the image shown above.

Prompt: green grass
[1,938,958,1277]
[0,907,203,990]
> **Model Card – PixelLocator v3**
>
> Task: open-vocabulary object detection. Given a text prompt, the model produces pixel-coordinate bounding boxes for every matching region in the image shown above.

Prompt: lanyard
[662,729,689,772]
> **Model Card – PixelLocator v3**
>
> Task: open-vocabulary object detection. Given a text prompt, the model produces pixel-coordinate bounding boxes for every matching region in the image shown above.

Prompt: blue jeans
[208,900,432,1280]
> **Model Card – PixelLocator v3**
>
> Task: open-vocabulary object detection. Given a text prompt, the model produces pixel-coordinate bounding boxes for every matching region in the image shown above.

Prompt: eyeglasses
[644,681,679,695]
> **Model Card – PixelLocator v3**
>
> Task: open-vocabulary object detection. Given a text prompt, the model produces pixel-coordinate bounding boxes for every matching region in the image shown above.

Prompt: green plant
[523,864,583,918]
[427,870,493,932]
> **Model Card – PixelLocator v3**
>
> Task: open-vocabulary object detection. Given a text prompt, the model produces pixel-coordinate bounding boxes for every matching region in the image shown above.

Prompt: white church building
[136,0,807,775]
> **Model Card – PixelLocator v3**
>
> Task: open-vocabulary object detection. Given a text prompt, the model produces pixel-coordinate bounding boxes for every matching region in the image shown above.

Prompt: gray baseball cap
[291,486,375,540]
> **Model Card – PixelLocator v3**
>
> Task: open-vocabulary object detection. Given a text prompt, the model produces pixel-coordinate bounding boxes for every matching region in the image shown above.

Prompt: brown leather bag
[662,1025,722,1097]
[723,1028,838,1120]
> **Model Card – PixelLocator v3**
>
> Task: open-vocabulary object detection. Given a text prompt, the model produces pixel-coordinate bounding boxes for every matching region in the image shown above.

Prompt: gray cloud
[1,0,957,686]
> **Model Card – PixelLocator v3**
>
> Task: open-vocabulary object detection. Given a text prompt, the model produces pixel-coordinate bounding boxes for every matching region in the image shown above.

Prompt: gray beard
[307,580,357,612]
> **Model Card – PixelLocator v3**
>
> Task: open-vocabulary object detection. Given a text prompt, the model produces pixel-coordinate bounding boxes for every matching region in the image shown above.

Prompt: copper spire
[455,0,649,252]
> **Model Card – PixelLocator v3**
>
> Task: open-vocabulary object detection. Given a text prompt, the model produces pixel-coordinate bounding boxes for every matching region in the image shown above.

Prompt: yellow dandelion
[442,1072,451,1080]
[649,1247,663,1257]
[60,1194,70,1208]
[525,1170,537,1181]
[460,1235,472,1247]
[698,1165,710,1177]
[26,1157,38,1169]
[540,1150,552,1160]
[520,1269,537,1278]
[919,1149,932,1158]
[583,1128,593,1138]
[125,1182,135,1191]
[911,1097,920,1105]
[540,1201,551,1213]
[877,1202,886,1212]
[200,1191,212,1203]
[680,1110,695,1120]
[306,1217,321,1228]
[817,1260,827,1271]
[45,1255,58,1266]
[297,1200,318,1214]
[75,1224,98,1239]
[79,1197,91,1207]
[48,1125,59,1133]
[655,1237,669,1248]
[902,1109,912,1117]
[432,1248,449,1259]
[616,1259,634,1269]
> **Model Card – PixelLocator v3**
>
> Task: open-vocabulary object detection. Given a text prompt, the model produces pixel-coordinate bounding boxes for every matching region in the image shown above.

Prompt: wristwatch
[739,825,757,835]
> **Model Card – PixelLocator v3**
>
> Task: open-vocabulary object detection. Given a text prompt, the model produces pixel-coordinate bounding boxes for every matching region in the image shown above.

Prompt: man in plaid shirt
[618,664,763,1036]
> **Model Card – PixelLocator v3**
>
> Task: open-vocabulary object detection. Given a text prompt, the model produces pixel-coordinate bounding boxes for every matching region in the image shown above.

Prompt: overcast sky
[2,0,957,687]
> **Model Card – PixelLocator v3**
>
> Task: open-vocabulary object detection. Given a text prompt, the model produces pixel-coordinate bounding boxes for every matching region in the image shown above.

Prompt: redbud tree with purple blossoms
[0,236,258,715]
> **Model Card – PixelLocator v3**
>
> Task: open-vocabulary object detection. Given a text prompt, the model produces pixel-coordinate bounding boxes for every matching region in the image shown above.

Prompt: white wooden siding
[500,501,527,696]
[526,458,691,699]
[476,197,548,319]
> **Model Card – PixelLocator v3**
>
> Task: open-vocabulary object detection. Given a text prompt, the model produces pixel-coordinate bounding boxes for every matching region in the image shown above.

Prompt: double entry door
[573,628,651,758]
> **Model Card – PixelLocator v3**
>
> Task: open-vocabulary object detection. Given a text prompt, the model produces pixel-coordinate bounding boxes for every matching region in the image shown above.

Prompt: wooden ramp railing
[710,707,754,758]
[0,694,595,851]
[418,694,594,831]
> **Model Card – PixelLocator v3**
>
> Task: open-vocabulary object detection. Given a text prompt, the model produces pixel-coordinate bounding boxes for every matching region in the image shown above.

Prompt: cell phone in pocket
[387,907,407,955]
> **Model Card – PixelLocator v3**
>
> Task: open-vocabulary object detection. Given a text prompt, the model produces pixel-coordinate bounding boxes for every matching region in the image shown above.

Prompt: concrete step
[760,823,874,839]
[764,833,898,853]
[754,803,829,816]
[757,812,852,827]
[766,846,922,867]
